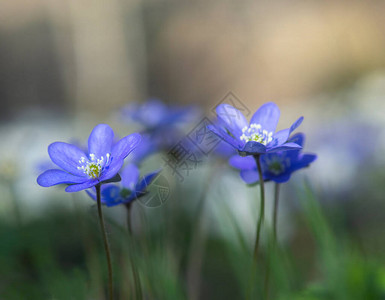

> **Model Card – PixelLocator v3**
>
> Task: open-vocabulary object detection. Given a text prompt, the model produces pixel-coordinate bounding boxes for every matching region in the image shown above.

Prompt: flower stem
[273,183,280,241]
[253,154,265,263]
[96,184,113,300]
[126,202,133,235]
[248,155,265,298]
[264,183,280,299]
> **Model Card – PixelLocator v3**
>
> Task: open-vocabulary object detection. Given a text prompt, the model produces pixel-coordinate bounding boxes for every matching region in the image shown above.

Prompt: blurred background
[1,0,385,299]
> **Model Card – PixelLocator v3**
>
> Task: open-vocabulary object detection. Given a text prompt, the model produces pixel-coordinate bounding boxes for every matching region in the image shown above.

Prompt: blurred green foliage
[0,181,385,299]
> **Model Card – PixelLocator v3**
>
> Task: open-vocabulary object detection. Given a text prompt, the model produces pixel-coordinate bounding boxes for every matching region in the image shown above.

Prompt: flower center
[77,153,111,179]
[120,188,131,199]
[264,155,290,175]
[268,160,284,175]
[240,124,273,145]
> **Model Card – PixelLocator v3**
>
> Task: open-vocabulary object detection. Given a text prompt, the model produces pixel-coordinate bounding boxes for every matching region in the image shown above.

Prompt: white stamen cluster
[77,153,111,179]
[240,123,273,145]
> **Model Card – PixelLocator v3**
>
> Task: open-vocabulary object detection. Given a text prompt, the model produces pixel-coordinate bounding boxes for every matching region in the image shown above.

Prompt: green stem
[273,183,280,241]
[264,183,280,300]
[96,184,113,300]
[248,155,266,299]
[253,154,265,262]
[126,202,133,235]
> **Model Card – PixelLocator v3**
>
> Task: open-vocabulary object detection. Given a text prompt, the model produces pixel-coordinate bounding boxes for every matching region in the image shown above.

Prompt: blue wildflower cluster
[36,98,317,299]
[208,101,317,283]
[37,99,194,205]
[208,102,316,183]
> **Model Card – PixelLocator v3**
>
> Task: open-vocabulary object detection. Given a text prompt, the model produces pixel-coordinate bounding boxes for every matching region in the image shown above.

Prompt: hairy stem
[248,154,266,299]
[126,202,133,235]
[264,183,281,300]
[273,183,280,241]
[253,154,265,262]
[96,184,113,300]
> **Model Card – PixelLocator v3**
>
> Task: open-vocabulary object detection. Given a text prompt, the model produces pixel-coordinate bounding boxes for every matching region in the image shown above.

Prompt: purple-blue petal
[216,104,248,138]
[267,142,302,153]
[65,179,98,192]
[86,186,122,206]
[250,102,280,133]
[101,185,123,207]
[135,170,161,196]
[229,155,256,170]
[214,141,237,158]
[268,129,290,148]
[242,141,266,154]
[266,117,304,148]
[111,133,142,162]
[270,173,291,183]
[99,159,124,182]
[121,164,140,190]
[37,169,87,187]
[283,133,305,159]
[289,116,304,134]
[294,154,317,169]
[48,142,87,176]
[285,148,301,161]
[207,125,242,150]
[240,169,260,184]
[288,132,305,147]
[88,124,114,158]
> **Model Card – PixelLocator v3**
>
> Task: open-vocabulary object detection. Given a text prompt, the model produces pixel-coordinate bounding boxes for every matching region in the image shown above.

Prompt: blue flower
[229,133,317,184]
[208,102,303,156]
[37,124,141,192]
[122,98,196,131]
[122,98,198,151]
[86,163,161,207]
